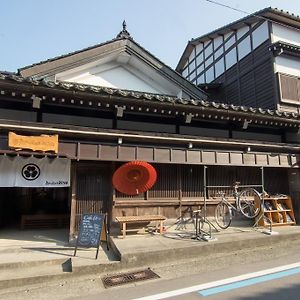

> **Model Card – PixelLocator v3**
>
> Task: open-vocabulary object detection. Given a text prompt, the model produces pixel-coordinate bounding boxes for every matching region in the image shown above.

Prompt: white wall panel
[237,36,251,60]
[189,48,196,61]
[215,47,223,59]
[196,52,204,66]
[237,26,249,39]
[189,70,197,82]
[225,48,237,70]
[272,23,300,47]
[196,43,203,55]
[224,32,231,41]
[225,35,235,50]
[275,56,300,77]
[196,63,204,74]
[205,55,213,66]
[214,36,223,50]
[67,66,164,94]
[215,58,225,78]
[204,42,213,58]
[196,74,205,85]
[252,21,269,49]
[188,60,195,73]
[182,67,188,77]
[206,66,214,82]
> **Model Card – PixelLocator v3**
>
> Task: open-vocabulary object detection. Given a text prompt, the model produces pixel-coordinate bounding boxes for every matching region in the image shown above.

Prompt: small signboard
[74,213,108,259]
[8,132,58,153]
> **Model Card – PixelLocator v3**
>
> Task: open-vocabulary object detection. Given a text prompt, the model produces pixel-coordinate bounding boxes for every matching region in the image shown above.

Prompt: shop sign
[0,156,70,187]
[8,132,58,153]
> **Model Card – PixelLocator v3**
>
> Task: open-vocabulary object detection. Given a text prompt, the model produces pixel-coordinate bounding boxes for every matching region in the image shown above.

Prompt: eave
[1,73,300,129]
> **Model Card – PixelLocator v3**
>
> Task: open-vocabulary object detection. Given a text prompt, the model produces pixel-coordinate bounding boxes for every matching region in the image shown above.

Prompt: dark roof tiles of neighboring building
[176,7,300,72]
[1,71,300,122]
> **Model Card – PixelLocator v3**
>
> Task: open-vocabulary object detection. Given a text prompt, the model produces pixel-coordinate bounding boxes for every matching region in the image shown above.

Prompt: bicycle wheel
[238,188,261,219]
[215,202,232,229]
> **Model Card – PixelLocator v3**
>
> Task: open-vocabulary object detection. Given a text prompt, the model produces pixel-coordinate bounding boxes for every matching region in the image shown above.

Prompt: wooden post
[69,163,77,242]
[122,222,126,238]
[178,165,182,217]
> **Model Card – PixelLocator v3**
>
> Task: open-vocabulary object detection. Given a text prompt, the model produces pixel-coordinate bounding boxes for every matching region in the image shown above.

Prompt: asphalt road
[81,248,300,300]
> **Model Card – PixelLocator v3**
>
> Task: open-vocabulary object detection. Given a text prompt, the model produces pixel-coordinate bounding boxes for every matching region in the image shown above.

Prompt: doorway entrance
[0,187,70,230]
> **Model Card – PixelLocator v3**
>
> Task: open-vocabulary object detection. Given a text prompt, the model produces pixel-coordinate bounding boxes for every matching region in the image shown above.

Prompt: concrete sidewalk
[0,224,300,292]
[111,224,300,268]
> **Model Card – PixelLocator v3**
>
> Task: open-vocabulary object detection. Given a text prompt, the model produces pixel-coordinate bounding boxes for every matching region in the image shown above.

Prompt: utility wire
[203,0,300,32]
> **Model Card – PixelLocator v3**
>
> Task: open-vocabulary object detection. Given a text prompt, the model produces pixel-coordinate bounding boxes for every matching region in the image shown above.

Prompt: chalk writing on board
[77,214,104,247]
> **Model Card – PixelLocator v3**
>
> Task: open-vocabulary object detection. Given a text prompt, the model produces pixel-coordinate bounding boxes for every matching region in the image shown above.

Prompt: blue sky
[0,0,299,72]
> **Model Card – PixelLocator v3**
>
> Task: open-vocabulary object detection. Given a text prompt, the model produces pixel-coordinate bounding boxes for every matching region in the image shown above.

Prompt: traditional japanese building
[0,21,299,240]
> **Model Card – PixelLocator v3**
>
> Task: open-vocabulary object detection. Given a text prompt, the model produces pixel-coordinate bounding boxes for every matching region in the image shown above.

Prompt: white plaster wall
[252,21,269,49]
[189,58,196,73]
[275,56,300,77]
[214,36,223,50]
[225,48,237,70]
[189,47,196,61]
[196,43,203,55]
[237,26,249,39]
[204,42,213,58]
[206,66,214,82]
[225,35,235,50]
[237,35,251,60]
[182,67,188,78]
[215,57,224,78]
[196,51,204,66]
[64,65,165,94]
[196,74,205,85]
[272,23,300,47]
[215,47,223,59]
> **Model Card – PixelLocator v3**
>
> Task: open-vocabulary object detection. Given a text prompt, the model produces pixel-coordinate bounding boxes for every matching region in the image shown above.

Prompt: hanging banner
[8,132,58,153]
[0,156,70,187]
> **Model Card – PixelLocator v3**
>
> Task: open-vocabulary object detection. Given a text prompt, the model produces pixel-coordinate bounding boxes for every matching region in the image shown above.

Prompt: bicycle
[169,207,216,241]
[214,182,262,229]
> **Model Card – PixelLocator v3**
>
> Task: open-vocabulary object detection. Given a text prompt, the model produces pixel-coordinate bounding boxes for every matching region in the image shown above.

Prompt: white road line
[133,262,300,300]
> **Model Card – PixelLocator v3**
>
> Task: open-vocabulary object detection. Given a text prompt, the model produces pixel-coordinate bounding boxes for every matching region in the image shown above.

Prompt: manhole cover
[102,268,160,288]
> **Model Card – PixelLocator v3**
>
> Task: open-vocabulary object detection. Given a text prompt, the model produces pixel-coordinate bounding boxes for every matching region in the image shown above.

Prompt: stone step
[0,263,72,290]
[0,257,68,270]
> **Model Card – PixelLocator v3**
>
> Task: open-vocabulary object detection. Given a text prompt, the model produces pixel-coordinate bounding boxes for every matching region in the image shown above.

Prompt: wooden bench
[115,215,166,238]
[21,214,69,230]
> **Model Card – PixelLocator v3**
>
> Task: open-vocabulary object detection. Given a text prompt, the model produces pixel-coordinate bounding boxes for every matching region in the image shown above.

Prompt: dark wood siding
[72,163,111,233]
[113,164,290,218]
[115,164,289,201]
[211,40,276,109]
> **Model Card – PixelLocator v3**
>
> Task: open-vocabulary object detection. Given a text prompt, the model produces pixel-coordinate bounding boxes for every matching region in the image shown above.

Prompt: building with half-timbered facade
[177,7,300,115]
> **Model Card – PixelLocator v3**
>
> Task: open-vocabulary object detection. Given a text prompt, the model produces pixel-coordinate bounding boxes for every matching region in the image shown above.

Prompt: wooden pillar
[69,162,77,242]
[288,169,300,223]
[178,165,182,217]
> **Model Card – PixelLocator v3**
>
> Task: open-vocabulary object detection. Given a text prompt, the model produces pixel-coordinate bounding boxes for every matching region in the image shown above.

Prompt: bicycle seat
[234,181,241,186]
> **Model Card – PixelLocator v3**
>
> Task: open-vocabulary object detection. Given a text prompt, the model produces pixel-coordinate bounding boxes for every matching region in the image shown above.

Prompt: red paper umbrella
[112,161,157,195]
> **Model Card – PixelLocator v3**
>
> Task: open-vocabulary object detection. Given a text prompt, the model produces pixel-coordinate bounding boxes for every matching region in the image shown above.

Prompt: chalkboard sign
[74,213,108,259]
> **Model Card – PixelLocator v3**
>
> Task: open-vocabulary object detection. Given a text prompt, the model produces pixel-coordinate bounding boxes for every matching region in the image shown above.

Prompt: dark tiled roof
[18,37,124,72]
[0,71,300,121]
[269,41,300,56]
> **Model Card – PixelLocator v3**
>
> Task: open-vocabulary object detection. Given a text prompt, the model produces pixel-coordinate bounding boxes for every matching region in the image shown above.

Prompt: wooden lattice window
[279,73,300,102]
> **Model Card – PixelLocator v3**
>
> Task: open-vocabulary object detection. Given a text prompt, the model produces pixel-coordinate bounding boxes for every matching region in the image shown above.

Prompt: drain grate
[102,268,160,288]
